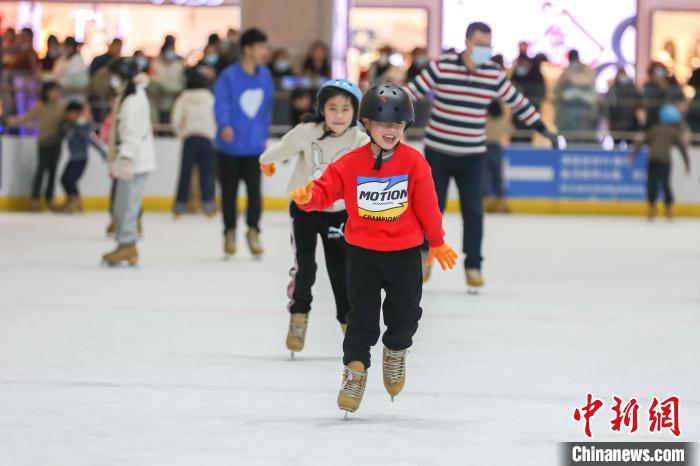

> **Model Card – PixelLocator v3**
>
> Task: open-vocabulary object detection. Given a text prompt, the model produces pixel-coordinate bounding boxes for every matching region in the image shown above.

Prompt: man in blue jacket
[214,27,274,258]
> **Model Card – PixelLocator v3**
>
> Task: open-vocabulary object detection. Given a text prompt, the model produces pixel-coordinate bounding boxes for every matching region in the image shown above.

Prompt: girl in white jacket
[170,68,217,216]
[102,58,156,266]
[259,79,368,357]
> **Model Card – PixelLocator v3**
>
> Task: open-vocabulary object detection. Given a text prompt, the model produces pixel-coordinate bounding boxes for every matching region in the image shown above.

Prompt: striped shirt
[407,52,545,156]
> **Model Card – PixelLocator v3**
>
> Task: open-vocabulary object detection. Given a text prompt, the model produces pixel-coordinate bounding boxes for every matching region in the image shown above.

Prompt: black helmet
[108,57,140,80]
[359,83,414,128]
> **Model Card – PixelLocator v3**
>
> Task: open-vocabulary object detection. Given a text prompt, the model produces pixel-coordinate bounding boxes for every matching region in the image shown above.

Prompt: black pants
[343,245,423,369]
[217,152,262,234]
[175,136,216,208]
[482,143,504,197]
[60,159,87,196]
[31,143,62,202]
[647,161,673,206]
[423,147,485,269]
[288,203,350,323]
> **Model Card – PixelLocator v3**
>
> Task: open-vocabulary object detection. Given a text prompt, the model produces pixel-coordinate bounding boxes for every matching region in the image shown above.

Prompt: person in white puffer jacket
[170,68,216,216]
[102,58,156,267]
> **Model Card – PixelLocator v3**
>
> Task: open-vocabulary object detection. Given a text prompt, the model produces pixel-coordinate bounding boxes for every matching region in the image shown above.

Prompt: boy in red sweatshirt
[290,83,457,415]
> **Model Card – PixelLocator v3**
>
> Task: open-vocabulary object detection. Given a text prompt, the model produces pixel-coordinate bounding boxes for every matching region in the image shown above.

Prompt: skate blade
[467,287,481,295]
[101,260,139,269]
[289,351,295,360]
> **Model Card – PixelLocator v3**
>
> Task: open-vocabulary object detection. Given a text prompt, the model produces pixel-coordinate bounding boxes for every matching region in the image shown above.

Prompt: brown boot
[102,243,138,267]
[286,312,309,354]
[224,229,236,257]
[383,347,407,401]
[495,197,511,213]
[338,361,367,414]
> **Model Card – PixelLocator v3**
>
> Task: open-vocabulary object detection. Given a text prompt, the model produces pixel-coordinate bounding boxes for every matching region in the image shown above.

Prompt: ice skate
[421,250,432,283]
[664,204,673,221]
[246,227,264,258]
[59,196,83,214]
[647,204,657,221]
[286,312,308,357]
[338,361,367,416]
[26,199,42,212]
[495,197,511,214]
[223,229,236,258]
[102,243,138,267]
[465,268,484,294]
[382,347,407,401]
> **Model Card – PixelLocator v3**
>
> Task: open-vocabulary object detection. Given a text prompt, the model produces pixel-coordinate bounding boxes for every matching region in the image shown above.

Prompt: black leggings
[647,161,673,206]
[31,143,62,202]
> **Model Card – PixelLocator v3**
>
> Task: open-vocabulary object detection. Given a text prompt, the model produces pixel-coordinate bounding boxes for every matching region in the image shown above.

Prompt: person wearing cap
[259,79,369,357]
[629,104,691,220]
[289,83,458,415]
[101,58,156,266]
[51,36,89,102]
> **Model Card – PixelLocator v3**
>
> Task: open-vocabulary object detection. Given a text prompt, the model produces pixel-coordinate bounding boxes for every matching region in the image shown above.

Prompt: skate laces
[383,349,406,384]
[341,366,366,398]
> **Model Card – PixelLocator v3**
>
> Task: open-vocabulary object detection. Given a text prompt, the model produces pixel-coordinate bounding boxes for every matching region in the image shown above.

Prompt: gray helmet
[359,83,414,128]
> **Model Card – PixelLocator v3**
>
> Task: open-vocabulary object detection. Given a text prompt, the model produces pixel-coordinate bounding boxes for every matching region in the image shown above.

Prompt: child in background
[58,101,106,213]
[171,68,217,217]
[6,81,66,211]
[259,79,369,357]
[629,104,691,220]
[290,83,457,415]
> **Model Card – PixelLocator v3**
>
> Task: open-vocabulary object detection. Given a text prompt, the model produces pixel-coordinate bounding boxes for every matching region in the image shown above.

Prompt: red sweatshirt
[297,142,445,252]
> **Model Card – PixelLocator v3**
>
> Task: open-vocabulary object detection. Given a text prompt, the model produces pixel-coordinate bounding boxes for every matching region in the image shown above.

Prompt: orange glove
[260,163,276,176]
[290,181,315,205]
[426,243,458,270]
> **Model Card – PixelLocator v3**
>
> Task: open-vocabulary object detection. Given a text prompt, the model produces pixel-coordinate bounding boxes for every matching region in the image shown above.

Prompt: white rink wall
[2,136,700,203]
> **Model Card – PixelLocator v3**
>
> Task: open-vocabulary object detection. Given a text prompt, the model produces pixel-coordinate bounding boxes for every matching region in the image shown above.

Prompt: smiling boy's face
[363,119,405,151]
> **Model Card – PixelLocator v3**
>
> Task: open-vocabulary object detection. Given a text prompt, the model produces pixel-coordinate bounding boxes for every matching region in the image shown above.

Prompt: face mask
[617,75,631,85]
[515,66,529,77]
[654,68,667,81]
[273,60,290,73]
[136,57,148,71]
[203,54,219,66]
[413,57,429,68]
[470,45,492,66]
[48,49,61,58]
[110,75,123,89]
[378,55,389,66]
[164,50,177,61]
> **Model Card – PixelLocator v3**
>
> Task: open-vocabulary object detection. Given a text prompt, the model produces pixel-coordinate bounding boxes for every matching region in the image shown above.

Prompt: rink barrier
[2,195,700,217]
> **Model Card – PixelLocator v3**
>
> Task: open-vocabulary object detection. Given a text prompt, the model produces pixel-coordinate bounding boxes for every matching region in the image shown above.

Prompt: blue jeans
[61,159,88,196]
[174,136,216,212]
[482,143,504,198]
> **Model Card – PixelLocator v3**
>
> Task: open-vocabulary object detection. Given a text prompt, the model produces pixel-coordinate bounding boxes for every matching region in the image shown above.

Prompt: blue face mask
[470,46,492,66]
[203,54,219,66]
[164,50,177,61]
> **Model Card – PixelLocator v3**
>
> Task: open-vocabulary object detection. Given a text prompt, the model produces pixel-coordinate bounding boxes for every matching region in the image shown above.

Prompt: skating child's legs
[196,139,216,213]
[174,137,198,213]
[288,203,320,314]
[381,247,423,352]
[61,160,87,196]
[344,245,383,369]
[319,211,350,324]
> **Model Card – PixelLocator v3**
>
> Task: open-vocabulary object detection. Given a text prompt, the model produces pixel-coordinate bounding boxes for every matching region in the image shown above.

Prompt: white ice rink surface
[1,211,698,466]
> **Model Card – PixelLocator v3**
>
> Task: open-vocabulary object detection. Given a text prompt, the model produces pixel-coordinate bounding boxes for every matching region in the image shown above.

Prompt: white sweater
[170,89,216,140]
[260,123,369,212]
